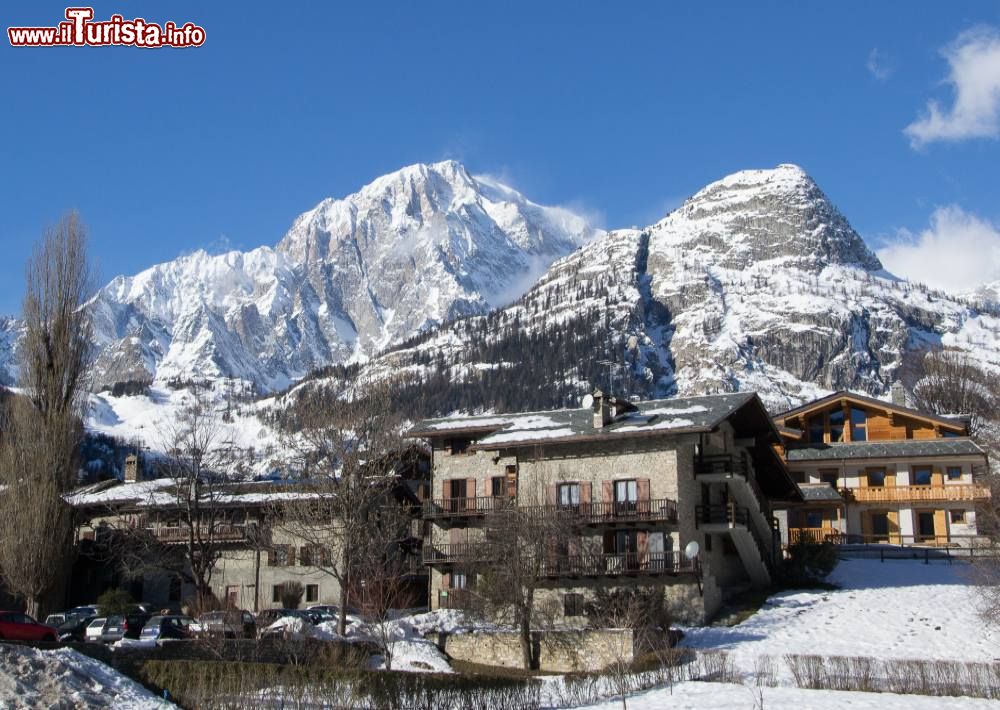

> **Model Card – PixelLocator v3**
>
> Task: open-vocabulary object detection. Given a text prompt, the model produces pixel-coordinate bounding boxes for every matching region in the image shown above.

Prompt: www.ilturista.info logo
[8,7,205,48]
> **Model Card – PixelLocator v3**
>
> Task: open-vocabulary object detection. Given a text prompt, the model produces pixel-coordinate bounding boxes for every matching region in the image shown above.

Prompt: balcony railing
[789,526,839,544]
[540,551,696,578]
[695,503,749,528]
[422,543,490,565]
[695,452,749,477]
[423,497,678,525]
[843,484,991,504]
[147,523,251,543]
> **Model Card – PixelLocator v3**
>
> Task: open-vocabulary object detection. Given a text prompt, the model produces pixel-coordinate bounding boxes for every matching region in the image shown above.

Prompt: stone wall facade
[440,628,639,673]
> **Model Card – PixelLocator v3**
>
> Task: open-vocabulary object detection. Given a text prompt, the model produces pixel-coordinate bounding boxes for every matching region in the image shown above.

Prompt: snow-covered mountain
[82,161,601,392]
[327,164,1000,415]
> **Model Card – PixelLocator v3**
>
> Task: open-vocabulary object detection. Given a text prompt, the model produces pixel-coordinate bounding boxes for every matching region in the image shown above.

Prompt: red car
[0,611,58,642]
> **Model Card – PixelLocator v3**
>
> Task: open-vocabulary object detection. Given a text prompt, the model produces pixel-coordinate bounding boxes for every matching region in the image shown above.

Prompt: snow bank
[0,644,173,709]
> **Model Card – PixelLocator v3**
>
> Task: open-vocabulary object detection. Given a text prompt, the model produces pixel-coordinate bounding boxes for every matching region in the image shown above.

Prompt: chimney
[592,389,611,428]
[124,454,141,483]
[890,382,907,407]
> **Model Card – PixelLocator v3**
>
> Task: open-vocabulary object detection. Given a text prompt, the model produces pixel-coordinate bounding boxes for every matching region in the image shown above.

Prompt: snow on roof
[411,392,759,449]
[66,478,330,510]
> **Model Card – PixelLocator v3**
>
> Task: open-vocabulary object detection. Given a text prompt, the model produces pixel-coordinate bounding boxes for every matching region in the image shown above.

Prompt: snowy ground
[568,558,998,709]
[571,681,1000,709]
[0,644,173,709]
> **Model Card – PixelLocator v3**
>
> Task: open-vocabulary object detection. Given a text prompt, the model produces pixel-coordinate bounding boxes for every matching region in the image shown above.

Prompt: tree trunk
[519,608,532,671]
[26,596,42,622]
[338,577,349,636]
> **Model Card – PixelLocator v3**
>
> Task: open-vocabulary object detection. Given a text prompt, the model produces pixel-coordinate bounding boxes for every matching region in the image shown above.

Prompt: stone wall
[440,628,639,672]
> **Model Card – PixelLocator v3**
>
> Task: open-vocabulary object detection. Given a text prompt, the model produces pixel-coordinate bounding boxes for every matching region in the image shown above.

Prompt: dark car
[56,615,97,643]
[0,611,58,642]
[140,615,194,642]
[100,611,151,643]
[193,610,256,639]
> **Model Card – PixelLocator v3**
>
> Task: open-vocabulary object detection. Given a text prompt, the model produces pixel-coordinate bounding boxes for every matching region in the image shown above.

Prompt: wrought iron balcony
[422,497,678,526]
[540,551,696,579]
[694,503,749,528]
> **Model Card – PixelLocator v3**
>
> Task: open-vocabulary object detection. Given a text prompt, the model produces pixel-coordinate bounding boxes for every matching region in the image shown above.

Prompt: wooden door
[886,511,900,544]
[933,509,948,544]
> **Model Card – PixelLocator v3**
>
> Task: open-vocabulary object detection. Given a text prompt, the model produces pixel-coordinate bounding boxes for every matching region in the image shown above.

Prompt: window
[450,572,468,590]
[615,480,638,504]
[912,467,932,486]
[300,545,330,567]
[871,513,889,538]
[828,409,845,443]
[559,483,581,507]
[850,407,867,441]
[491,476,505,497]
[306,584,319,603]
[806,511,823,528]
[819,470,838,488]
[866,468,886,487]
[449,437,471,455]
[951,510,966,524]
[947,466,962,480]
[807,416,825,444]
[564,593,585,617]
[269,545,293,567]
[916,512,935,539]
[272,585,283,603]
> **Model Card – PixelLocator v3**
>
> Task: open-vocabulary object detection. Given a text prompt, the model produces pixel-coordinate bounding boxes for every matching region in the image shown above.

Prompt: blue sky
[2,1,999,313]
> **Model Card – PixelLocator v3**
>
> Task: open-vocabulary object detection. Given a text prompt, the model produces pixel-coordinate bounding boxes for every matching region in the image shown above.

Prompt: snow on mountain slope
[82,160,601,392]
[332,164,1000,415]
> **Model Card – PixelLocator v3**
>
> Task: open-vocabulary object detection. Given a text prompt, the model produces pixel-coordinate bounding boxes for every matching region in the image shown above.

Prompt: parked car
[67,605,99,618]
[44,613,70,627]
[84,617,107,643]
[139,615,194,642]
[256,608,313,636]
[303,606,337,624]
[99,611,151,644]
[0,612,58,642]
[192,610,256,639]
[56,615,97,643]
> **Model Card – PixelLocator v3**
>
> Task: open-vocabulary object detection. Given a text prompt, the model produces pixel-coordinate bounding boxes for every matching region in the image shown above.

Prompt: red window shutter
[602,480,613,503]
[580,482,592,506]
[638,479,650,500]
[288,546,296,566]
[637,531,649,555]
[266,549,275,566]
[545,484,557,505]
[299,546,310,566]
[467,478,477,499]
[442,572,451,589]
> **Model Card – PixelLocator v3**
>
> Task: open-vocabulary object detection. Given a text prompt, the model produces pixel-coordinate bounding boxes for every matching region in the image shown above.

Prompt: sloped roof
[772,391,968,432]
[409,392,762,448]
[785,438,985,462]
[798,483,845,502]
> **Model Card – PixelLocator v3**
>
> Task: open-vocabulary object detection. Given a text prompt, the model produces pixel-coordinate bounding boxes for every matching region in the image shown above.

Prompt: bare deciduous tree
[0,212,92,619]
[469,473,578,671]
[275,380,407,636]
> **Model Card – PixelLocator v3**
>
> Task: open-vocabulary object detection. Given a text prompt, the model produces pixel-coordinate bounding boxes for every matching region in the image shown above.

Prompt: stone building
[771,391,991,545]
[408,391,800,624]
[67,450,429,612]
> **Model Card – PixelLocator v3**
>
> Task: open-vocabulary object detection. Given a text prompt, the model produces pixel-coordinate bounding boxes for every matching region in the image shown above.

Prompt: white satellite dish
[684,541,700,560]
[581,394,594,409]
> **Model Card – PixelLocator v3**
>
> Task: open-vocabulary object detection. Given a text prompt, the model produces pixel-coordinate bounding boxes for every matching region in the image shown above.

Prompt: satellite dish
[684,541,700,560]
[581,394,594,409]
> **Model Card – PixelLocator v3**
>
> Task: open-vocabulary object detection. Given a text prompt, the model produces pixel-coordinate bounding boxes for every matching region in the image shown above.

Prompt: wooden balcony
[695,503,749,528]
[147,523,251,544]
[422,497,678,526]
[539,552,696,579]
[843,484,991,504]
[788,527,839,544]
[422,543,489,566]
[695,453,749,477]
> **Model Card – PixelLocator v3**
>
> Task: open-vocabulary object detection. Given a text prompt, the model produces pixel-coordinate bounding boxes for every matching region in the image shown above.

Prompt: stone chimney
[890,382,907,407]
[124,454,141,483]
[592,389,612,428]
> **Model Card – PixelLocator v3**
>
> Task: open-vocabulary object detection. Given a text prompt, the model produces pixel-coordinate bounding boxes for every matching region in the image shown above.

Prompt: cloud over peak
[905,26,1000,147]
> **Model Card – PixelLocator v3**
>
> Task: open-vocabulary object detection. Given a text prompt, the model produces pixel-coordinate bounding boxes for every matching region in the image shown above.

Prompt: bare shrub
[785,654,826,689]
[753,654,777,687]
[699,650,739,684]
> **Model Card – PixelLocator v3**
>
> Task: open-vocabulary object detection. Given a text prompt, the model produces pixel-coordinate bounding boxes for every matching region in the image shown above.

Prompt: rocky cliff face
[337,165,1000,415]
[79,161,601,392]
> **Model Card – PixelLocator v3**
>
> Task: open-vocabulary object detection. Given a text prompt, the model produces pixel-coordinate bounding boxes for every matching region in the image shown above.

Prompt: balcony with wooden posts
[147,522,253,544]
[788,526,839,544]
[842,484,991,504]
[695,452,749,479]
[695,502,750,529]
[422,497,679,527]
[539,551,697,579]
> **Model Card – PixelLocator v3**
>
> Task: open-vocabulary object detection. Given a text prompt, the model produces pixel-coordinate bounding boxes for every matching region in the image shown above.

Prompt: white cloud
[905,26,1000,147]
[867,48,893,81]
[877,205,1000,293]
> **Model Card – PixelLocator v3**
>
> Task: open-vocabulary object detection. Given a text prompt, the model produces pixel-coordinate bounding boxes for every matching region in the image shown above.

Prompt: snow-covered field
[0,644,173,709]
[570,558,998,709]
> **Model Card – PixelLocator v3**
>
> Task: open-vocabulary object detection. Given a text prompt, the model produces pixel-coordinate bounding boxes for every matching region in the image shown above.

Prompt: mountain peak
[657,164,882,272]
